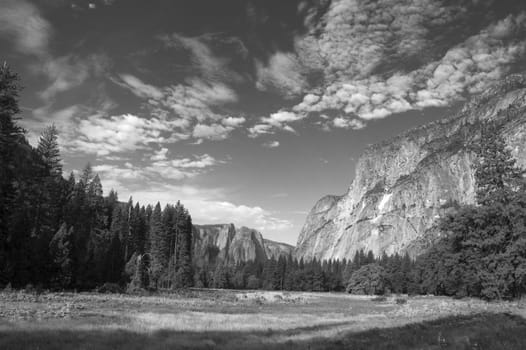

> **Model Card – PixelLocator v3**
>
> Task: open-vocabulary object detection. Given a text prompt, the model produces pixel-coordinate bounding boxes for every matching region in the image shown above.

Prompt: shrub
[395,298,407,305]
[371,296,387,302]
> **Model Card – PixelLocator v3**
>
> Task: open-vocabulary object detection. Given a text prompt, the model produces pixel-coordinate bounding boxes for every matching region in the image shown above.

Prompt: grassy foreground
[0,289,525,349]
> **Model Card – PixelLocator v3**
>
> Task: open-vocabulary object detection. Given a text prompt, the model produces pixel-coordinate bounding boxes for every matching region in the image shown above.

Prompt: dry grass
[0,290,525,349]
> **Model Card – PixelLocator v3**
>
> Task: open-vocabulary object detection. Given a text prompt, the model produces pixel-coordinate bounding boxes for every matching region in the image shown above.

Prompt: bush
[371,296,387,302]
[346,263,389,295]
[395,298,407,304]
[97,283,123,294]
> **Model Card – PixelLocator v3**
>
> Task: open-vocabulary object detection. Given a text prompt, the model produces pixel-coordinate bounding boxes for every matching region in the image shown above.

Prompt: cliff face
[264,239,294,260]
[296,73,526,261]
[193,224,292,266]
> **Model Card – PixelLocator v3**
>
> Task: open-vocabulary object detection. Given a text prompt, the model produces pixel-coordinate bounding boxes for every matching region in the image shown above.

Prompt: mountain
[264,239,295,260]
[192,224,293,266]
[296,73,526,261]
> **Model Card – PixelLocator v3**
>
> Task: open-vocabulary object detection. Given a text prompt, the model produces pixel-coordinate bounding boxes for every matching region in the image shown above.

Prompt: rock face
[296,73,526,261]
[264,239,294,260]
[193,224,292,266]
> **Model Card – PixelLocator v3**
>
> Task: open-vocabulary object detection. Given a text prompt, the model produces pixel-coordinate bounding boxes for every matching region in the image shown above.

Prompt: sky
[1,0,526,245]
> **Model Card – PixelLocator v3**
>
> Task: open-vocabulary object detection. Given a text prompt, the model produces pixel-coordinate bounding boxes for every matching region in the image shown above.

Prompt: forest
[1,64,525,300]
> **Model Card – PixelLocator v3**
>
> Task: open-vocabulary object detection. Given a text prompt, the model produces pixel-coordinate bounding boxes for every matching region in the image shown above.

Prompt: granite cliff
[296,73,526,261]
[193,224,293,266]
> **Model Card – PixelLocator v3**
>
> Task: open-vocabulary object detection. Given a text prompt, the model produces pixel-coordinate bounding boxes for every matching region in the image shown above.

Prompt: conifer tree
[49,223,74,289]
[149,202,167,288]
[0,64,24,283]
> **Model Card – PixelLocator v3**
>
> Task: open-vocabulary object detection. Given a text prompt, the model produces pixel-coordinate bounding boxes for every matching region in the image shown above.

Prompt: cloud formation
[255,52,308,99]
[263,1,526,128]
[0,0,51,56]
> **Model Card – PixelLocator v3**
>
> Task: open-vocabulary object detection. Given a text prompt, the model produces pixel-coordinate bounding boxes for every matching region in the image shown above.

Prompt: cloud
[150,78,238,124]
[94,154,221,183]
[255,52,308,99]
[222,116,246,127]
[262,140,280,148]
[248,124,274,138]
[332,117,366,130]
[112,74,242,144]
[250,110,305,137]
[159,33,245,83]
[0,0,51,56]
[38,54,109,100]
[285,9,526,124]
[151,147,169,161]
[73,113,178,156]
[117,74,164,100]
[192,123,234,141]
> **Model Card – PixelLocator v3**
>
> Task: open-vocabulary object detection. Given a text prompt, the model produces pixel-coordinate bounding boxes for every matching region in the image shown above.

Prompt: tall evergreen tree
[149,202,167,288]
[49,223,74,289]
[0,64,24,284]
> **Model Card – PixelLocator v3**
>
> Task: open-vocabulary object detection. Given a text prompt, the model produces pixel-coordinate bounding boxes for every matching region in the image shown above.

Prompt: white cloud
[285,10,526,124]
[193,123,234,141]
[248,124,274,138]
[74,114,175,156]
[0,0,51,56]
[250,110,305,137]
[111,74,242,145]
[151,147,169,161]
[222,116,246,127]
[262,140,280,148]
[332,117,366,130]
[117,74,164,100]
[255,52,308,99]
[95,154,221,182]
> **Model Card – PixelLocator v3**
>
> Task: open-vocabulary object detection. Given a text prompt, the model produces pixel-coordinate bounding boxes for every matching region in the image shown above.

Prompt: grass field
[1,289,525,349]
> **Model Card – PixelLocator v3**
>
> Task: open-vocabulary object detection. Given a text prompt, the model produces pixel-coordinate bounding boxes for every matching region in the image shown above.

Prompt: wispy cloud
[73,113,183,156]
[255,52,308,99]
[116,74,164,100]
[159,32,245,83]
[37,54,109,100]
[0,0,51,56]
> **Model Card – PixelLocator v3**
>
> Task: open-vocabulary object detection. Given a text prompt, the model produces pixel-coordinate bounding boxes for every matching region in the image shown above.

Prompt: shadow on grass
[1,312,526,350]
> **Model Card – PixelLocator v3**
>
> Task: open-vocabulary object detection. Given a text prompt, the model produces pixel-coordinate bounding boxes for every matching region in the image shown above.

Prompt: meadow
[0,289,525,349]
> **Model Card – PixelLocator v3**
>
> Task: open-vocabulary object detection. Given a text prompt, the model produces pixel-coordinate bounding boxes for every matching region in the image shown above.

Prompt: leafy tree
[346,263,389,295]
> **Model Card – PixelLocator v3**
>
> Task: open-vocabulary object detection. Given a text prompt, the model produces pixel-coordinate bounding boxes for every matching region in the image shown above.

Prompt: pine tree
[149,202,167,288]
[175,213,193,288]
[49,223,74,289]
[37,124,62,177]
[474,121,525,206]
[0,64,24,284]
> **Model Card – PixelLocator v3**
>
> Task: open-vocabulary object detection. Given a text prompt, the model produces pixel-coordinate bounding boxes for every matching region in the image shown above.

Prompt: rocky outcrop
[296,73,526,261]
[264,239,294,260]
[193,224,291,266]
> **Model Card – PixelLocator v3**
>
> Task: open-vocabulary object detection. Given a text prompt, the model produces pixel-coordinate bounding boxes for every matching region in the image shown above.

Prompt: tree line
[193,249,414,294]
[0,64,193,291]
